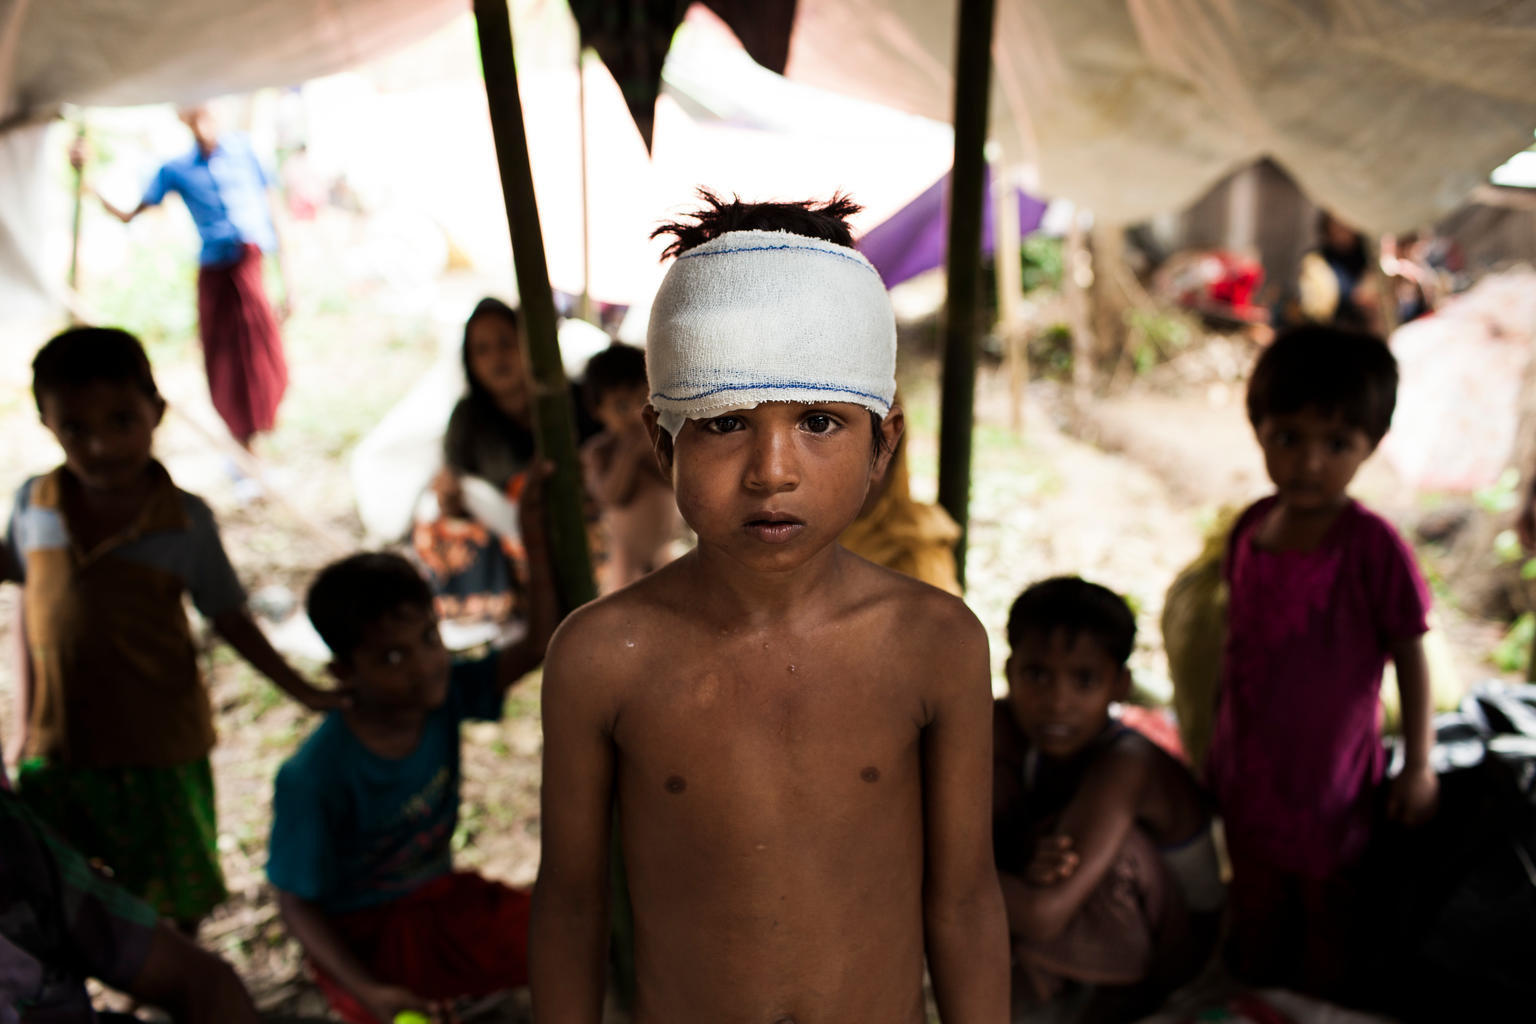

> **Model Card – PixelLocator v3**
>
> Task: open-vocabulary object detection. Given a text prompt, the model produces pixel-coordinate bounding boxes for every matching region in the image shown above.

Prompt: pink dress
[1207,497,1429,878]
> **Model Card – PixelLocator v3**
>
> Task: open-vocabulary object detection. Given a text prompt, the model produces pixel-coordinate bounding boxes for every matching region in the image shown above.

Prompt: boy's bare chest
[614,642,925,778]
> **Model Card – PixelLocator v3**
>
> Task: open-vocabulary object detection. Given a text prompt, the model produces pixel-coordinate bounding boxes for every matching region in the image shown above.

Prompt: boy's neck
[687,543,850,628]
[342,703,430,759]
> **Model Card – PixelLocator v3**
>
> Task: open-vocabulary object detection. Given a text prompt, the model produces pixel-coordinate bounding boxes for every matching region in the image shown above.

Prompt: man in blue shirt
[79,105,291,453]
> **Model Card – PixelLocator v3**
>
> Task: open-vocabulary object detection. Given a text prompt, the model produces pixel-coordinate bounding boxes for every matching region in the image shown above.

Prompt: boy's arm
[529,618,618,1024]
[582,433,647,507]
[1000,743,1145,943]
[276,890,439,1023]
[10,600,33,766]
[1387,636,1438,825]
[921,610,1009,1024]
[212,609,350,712]
[129,922,261,1024]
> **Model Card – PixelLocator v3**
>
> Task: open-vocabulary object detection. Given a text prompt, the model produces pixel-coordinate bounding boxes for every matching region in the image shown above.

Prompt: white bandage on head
[645,229,897,436]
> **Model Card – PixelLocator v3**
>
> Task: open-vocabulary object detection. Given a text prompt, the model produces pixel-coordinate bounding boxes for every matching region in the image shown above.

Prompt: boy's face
[654,401,901,572]
[39,381,163,493]
[595,383,648,436]
[1255,407,1374,513]
[332,603,452,713]
[466,315,528,421]
[1006,628,1128,760]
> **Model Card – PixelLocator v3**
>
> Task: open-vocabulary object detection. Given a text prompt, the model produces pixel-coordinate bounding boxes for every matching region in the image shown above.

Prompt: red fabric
[309,872,531,1024]
[196,244,288,444]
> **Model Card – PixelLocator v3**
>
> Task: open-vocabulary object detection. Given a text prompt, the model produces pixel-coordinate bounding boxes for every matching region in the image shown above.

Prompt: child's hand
[432,468,465,519]
[1386,762,1439,826]
[1024,834,1079,886]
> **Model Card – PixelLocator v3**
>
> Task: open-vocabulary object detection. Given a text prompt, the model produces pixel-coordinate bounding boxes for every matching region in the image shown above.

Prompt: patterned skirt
[17,756,227,924]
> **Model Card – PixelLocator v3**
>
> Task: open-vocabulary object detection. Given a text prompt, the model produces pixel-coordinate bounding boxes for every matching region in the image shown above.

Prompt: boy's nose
[744,429,799,492]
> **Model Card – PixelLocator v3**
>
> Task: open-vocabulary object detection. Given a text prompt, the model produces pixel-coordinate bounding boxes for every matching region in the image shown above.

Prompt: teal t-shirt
[266,654,503,914]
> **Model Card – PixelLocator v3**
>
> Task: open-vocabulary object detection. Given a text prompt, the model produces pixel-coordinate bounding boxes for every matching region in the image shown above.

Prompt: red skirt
[196,244,288,444]
[309,872,531,1024]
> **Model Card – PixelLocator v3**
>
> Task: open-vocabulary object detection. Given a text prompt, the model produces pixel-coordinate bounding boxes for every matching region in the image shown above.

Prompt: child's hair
[583,342,648,412]
[1245,325,1398,444]
[32,326,162,413]
[651,189,861,259]
[648,190,891,462]
[307,552,434,662]
[1007,576,1136,666]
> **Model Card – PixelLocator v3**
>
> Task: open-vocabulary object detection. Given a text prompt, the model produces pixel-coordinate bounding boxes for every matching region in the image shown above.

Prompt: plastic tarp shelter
[784,0,1536,232]
[0,0,462,323]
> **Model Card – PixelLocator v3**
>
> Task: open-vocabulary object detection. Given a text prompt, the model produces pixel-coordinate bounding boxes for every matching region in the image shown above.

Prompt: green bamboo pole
[935,0,997,589]
[472,0,596,612]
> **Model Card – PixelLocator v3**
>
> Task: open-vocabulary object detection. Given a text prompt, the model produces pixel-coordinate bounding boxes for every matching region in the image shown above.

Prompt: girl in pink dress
[1207,325,1439,997]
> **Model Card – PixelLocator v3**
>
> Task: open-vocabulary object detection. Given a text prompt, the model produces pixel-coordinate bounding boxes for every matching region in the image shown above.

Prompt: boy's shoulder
[274,713,359,805]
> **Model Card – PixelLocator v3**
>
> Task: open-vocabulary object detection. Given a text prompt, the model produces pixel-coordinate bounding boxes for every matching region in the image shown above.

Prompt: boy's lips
[743,510,805,544]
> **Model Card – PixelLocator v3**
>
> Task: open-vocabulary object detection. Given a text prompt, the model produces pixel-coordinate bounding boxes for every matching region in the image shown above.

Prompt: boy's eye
[1329,436,1353,454]
[800,412,838,435]
[1074,670,1097,690]
[702,415,743,434]
[383,648,405,666]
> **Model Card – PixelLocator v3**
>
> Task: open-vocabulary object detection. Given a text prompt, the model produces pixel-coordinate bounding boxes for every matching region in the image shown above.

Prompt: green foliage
[1018,234,1064,294]
[1124,307,1195,375]
[1491,612,1535,674]
[1027,323,1074,381]
[1475,467,1522,514]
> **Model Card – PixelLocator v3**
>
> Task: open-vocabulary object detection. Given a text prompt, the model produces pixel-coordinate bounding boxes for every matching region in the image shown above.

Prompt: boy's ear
[642,404,673,473]
[874,405,905,476]
[1112,666,1132,702]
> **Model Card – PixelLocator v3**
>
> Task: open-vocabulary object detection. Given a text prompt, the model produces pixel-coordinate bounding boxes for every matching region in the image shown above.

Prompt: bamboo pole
[935,0,997,589]
[68,121,86,302]
[472,0,596,614]
[993,168,1026,432]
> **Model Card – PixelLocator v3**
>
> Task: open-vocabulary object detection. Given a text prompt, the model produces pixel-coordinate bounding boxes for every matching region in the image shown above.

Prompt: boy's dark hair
[651,189,861,259]
[1007,576,1136,666]
[32,326,161,413]
[307,552,434,662]
[1246,325,1398,444]
[649,190,890,463]
[583,342,648,412]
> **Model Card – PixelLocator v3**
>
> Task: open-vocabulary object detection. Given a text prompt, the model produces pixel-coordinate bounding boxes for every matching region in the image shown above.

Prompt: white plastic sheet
[786,0,1536,231]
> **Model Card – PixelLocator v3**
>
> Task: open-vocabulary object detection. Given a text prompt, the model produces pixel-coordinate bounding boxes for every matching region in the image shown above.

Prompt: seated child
[3,326,344,932]
[994,577,1222,1013]
[0,787,261,1024]
[267,516,555,1024]
[1208,325,1436,996]
[579,342,682,592]
[531,193,1009,1022]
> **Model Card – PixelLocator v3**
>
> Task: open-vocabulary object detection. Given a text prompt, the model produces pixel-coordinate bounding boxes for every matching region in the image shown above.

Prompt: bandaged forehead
[645,229,897,436]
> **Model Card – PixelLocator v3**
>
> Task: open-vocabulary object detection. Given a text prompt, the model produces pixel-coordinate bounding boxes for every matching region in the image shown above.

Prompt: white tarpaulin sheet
[786,0,1536,231]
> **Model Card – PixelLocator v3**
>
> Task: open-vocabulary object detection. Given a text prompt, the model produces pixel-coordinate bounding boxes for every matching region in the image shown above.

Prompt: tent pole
[472,0,597,613]
[577,41,593,324]
[936,0,996,588]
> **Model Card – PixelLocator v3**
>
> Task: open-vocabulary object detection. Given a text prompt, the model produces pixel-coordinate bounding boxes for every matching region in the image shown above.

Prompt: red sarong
[196,243,288,444]
[309,872,531,1024]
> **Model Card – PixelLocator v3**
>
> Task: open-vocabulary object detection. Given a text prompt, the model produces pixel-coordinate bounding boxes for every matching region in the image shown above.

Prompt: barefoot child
[994,578,1221,1013]
[580,342,682,591]
[267,527,555,1024]
[531,193,1009,1023]
[2,327,343,930]
[1209,325,1437,995]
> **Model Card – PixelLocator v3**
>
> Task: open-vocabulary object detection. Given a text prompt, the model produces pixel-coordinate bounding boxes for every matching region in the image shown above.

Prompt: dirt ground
[0,298,1515,1020]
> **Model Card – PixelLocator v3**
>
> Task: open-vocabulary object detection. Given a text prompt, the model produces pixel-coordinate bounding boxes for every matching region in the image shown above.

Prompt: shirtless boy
[530,194,1009,1024]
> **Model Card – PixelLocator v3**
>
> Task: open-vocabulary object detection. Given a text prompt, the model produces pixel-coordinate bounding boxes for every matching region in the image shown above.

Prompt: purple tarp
[857,167,1048,289]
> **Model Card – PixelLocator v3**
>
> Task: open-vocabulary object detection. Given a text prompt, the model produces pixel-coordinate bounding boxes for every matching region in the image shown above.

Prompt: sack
[1161,508,1239,774]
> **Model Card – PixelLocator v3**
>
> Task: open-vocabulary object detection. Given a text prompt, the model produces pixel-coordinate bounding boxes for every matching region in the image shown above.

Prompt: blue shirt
[140,134,277,267]
[265,655,504,914]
